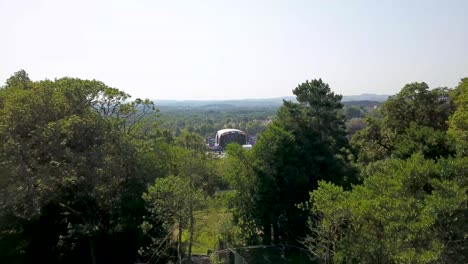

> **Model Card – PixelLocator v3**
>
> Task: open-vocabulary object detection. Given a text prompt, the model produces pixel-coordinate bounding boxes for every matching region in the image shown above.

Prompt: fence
[215,247,248,264]
[214,244,315,264]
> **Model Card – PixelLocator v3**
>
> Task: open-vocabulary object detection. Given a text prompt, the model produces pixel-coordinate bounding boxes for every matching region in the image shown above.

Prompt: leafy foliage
[1,70,466,264]
[352,82,456,164]
[308,78,467,264]
[143,175,204,262]
[157,105,274,138]
[448,78,468,157]
[306,155,467,264]
[226,79,357,246]
[0,72,158,263]
[382,82,454,133]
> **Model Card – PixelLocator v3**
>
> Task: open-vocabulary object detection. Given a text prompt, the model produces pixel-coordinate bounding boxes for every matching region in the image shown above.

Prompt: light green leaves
[306,155,467,263]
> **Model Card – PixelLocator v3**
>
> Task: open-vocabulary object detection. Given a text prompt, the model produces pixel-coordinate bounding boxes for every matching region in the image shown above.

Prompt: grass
[182,191,233,255]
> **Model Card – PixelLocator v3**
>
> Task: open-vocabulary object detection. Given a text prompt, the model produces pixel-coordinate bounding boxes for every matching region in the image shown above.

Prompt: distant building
[242,144,253,150]
[215,129,248,148]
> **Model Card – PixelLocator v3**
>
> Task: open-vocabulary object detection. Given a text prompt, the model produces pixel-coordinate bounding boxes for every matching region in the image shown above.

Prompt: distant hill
[342,94,390,102]
[154,97,293,108]
[342,100,381,107]
[154,94,390,108]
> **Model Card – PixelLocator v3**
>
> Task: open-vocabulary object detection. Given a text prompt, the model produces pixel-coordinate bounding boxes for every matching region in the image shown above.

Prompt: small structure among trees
[215,129,248,149]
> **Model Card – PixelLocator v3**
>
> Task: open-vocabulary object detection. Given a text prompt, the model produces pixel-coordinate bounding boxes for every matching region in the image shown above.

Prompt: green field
[182,192,233,255]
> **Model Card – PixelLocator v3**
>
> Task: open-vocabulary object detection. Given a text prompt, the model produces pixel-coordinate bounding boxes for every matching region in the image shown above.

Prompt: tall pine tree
[253,79,356,245]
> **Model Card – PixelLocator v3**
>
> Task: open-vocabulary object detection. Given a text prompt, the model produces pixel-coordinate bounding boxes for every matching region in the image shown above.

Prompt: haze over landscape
[2,1,468,263]
[2,0,467,100]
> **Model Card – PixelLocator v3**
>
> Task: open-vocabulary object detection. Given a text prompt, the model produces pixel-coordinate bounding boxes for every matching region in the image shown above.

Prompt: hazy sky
[1,0,467,100]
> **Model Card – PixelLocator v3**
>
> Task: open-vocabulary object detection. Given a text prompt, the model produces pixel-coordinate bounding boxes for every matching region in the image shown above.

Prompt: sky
[1,0,467,100]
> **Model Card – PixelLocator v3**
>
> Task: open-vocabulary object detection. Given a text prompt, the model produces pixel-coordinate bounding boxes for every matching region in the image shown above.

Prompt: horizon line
[150,93,392,102]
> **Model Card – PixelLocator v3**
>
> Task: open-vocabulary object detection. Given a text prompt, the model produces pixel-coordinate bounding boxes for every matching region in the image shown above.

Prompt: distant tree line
[156,106,275,139]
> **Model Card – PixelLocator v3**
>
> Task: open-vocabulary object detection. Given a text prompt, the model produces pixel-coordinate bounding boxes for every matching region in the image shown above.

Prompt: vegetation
[306,79,467,264]
[0,70,466,263]
[156,104,274,139]
[0,71,158,263]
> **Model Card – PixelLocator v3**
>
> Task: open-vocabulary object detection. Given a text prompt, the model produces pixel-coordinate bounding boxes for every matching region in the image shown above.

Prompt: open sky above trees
[1,0,468,100]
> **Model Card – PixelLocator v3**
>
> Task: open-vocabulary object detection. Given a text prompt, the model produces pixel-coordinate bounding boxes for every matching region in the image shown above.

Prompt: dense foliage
[0,71,158,263]
[1,71,466,264]
[305,79,467,264]
[156,105,274,139]
[306,155,467,263]
[351,82,456,164]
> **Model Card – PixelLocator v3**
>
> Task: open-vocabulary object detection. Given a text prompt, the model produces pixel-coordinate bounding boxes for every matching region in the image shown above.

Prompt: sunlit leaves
[307,155,467,263]
[448,78,468,157]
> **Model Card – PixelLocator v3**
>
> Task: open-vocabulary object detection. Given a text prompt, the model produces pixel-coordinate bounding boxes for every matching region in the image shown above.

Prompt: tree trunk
[89,237,96,264]
[188,200,194,263]
[263,217,272,245]
[273,220,280,245]
[178,217,183,264]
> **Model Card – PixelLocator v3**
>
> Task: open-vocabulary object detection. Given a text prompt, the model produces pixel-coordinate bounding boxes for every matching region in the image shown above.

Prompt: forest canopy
[0,71,466,264]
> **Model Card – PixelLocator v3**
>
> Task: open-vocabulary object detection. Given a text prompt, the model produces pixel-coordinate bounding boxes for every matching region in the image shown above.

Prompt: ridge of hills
[153,94,390,108]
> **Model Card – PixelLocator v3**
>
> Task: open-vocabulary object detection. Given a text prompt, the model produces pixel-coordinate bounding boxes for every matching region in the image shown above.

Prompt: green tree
[237,79,356,245]
[253,123,301,244]
[448,78,468,156]
[0,72,159,263]
[344,105,362,120]
[3,69,32,90]
[306,155,467,264]
[382,82,454,133]
[223,144,259,245]
[351,117,394,163]
[345,118,366,136]
[143,175,203,264]
[393,124,455,160]
[277,79,356,188]
[142,129,223,263]
[352,82,456,164]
